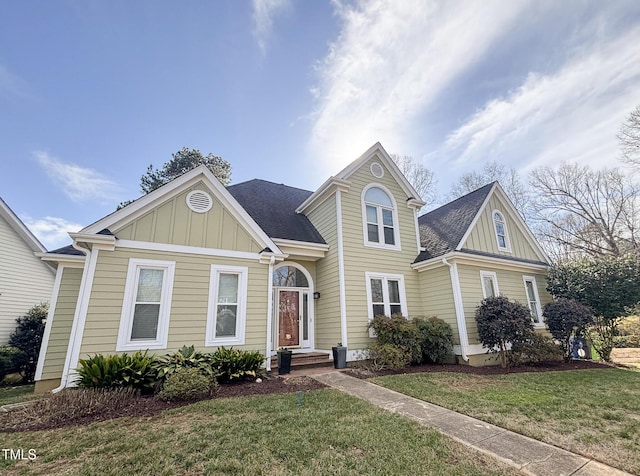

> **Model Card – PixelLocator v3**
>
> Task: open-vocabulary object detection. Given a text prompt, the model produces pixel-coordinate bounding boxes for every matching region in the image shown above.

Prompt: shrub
[543,298,594,361]
[154,345,214,383]
[613,335,640,348]
[210,347,264,383]
[414,317,454,364]
[156,367,217,402]
[475,296,534,368]
[367,343,412,371]
[368,315,422,363]
[8,303,48,382]
[0,346,23,383]
[76,351,156,393]
[509,334,564,366]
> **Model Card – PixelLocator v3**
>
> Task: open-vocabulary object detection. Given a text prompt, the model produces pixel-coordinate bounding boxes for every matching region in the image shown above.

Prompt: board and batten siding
[37,267,82,382]
[0,214,55,344]
[339,155,422,350]
[78,248,269,358]
[115,182,261,254]
[462,194,541,261]
[456,263,551,345]
[306,196,342,350]
[417,265,460,345]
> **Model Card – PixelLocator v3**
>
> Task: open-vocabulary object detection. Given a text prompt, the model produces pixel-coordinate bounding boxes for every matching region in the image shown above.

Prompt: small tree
[475,296,534,368]
[543,298,594,361]
[8,303,48,382]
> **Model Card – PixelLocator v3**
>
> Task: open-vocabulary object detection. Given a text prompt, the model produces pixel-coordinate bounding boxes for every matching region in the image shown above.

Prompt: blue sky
[2,1,640,250]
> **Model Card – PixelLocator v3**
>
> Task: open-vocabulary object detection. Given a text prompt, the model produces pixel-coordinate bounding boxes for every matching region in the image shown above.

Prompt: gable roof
[416,183,494,261]
[227,180,326,244]
[0,197,48,253]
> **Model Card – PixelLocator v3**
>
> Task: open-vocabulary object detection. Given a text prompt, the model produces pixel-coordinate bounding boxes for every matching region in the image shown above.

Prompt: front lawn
[1,389,512,475]
[372,367,640,475]
[0,384,38,407]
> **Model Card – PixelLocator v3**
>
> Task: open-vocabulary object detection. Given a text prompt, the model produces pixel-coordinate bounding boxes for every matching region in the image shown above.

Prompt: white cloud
[35,151,121,203]
[252,0,291,55]
[309,0,531,170]
[444,26,640,173]
[21,216,83,251]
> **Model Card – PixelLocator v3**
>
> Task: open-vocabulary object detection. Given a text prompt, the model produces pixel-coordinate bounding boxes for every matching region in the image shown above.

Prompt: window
[365,273,407,319]
[117,259,175,351]
[206,265,248,346]
[480,271,499,299]
[493,211,511,252]
[362,185,400,250]
[523,276,543,325]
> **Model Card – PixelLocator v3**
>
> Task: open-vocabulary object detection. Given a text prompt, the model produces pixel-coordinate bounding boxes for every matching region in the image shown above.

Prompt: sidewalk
[312,372,631,476]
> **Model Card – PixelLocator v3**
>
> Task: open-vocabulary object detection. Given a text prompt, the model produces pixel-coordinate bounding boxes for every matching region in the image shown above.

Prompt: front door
[278,290,301,348]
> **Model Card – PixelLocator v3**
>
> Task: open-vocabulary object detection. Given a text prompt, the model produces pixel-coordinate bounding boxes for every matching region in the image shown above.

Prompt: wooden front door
[278,290,300,348]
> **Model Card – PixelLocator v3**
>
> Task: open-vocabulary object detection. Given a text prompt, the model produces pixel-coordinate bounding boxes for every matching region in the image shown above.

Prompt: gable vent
[186,190,213,213]
[370,162,384,179]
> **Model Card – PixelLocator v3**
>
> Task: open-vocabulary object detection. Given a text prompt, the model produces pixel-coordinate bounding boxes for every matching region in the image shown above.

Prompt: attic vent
[370,162,384,179]
[186,190,213,213]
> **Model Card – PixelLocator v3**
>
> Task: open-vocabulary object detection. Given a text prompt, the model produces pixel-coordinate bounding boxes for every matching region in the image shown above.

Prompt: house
[34,143,551,392]
[0,197,56,344]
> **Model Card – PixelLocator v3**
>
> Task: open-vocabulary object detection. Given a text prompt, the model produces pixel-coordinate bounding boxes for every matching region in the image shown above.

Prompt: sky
[1,0,640,250]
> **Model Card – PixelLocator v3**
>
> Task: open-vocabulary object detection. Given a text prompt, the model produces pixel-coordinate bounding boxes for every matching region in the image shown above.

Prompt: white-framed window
[206,265,248,346]
[480,271,499,299]
[365,272,408,320]
[116,259,175,351]
[362,184,401,251]
[523,275,543,325]
[493,210,511,252]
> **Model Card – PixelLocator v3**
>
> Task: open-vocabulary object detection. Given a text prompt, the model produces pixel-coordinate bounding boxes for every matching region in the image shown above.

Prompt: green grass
[372,368,640,474]
[0,384,38,406]
[1,389,513,475]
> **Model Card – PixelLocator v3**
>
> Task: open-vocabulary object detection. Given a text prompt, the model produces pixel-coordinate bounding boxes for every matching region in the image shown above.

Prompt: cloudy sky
[2,1,639,250]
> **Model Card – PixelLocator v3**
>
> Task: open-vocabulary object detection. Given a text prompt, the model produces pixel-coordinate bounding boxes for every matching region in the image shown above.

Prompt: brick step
[270,352,333,371]
[611,348,640,362]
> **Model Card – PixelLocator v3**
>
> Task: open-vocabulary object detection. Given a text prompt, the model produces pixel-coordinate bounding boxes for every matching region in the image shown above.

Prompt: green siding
[463,194,542,261]
[339,155,422,350]
[115,181,262,253]
[78,248,269,358]
[39,267,82,381]
[418,265,460,345]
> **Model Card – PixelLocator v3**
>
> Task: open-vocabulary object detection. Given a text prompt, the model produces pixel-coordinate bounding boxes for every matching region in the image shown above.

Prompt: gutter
[442,257,469,362]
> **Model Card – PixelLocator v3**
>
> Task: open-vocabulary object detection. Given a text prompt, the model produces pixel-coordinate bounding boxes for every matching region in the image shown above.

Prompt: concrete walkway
[312,372,631,476]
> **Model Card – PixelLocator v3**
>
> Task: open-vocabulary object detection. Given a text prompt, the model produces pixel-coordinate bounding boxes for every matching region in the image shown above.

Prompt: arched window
[363,185,399,249]
[272,265,309,287]
[493,211,511,252]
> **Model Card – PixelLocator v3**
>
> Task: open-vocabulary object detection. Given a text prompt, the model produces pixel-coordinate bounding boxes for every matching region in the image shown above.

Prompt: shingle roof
[48,244,85,256]
[415,182,494,262]
[227,179,326,244]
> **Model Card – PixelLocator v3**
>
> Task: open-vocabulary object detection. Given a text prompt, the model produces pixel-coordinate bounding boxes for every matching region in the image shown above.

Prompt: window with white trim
[365,273,407,319]
[523,276,543,325]
[206,265,248,346]
[362,185,400,250]
[480,271,499,299]
[493,210,511,252]
[117,259,175,351]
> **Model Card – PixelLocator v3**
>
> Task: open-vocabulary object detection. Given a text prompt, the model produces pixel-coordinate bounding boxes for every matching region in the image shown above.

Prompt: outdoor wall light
[313,292,321,299]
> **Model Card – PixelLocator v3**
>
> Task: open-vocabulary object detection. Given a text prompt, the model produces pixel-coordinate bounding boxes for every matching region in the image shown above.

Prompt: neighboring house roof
[0,197,48,254]
[227,179,326,244]
[416,183,495,261]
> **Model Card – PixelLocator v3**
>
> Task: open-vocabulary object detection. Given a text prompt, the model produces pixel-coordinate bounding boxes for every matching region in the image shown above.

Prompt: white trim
[116,239,269,261]
[336,191,348,347]
[523,275,544,327]
[492,209,512,253]
[413,208,421,254]
[205,264,248,346]
[272,238,329,260]
[37,252,86,266]
[412,250,549,273]
[361,183,401,252]
[455,183,497,250]
[370,162,384,178]
[480,270,500,298]
[186,190,213,213]
[265,256,275,371]
[0,196,49,254]
[34,265,65,381]
[364,272,408,322]
[116,258,176,352]
[442,258,469,361]
[296,177,351,215]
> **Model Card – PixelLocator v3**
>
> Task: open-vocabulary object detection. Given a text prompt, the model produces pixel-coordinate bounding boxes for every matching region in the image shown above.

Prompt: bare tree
[619,105,640,168]
[390,154,437,207]
[449,161,531,221]
[529,163,640,258]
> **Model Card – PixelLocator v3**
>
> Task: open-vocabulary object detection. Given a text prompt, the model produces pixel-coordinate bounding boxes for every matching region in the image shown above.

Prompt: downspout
[52,241,91,393]
[265,255,275,372]
[442,257,469,362]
